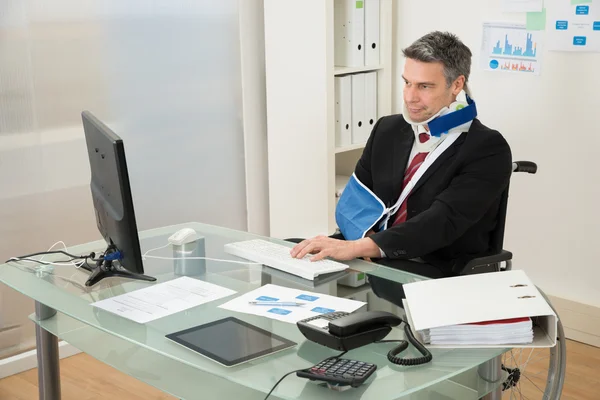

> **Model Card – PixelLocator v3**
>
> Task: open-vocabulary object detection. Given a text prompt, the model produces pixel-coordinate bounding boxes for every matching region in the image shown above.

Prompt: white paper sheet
[218,284,366,324]
[402,298,556,349]
[91,277,237,323]
[546,0,600,52]
[503,0,543,13]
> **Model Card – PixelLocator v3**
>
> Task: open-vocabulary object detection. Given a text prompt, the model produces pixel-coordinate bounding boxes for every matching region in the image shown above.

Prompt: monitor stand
[80,246,156,287]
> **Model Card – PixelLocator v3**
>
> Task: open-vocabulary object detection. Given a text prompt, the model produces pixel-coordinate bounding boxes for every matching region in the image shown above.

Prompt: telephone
[297,310,432,366]
[297,311,402,351]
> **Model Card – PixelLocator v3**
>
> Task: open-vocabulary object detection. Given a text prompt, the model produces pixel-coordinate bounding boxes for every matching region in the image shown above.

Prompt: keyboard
[223,239,349,280]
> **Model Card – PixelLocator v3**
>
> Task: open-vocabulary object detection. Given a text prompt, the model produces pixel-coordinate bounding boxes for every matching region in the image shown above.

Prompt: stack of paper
[420,317,533,345]
[402,270,558,348]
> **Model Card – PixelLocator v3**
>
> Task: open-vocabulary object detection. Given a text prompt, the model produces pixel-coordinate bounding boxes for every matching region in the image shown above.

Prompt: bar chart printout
[481,22,544,75]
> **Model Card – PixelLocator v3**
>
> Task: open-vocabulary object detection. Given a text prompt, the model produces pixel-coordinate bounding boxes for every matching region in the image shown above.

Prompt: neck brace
[403,95,478,152]
[404,95,477,135]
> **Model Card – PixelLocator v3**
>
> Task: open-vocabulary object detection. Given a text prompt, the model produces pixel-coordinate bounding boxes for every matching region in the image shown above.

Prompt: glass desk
[0,222,509,400]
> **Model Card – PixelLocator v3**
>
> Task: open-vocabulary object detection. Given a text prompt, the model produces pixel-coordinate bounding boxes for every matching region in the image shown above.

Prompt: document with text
[91,277,237,323]
[219,284,366,324]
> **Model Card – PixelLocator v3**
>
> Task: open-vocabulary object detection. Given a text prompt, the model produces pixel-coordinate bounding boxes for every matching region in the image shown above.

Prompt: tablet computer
[165,317,296,367]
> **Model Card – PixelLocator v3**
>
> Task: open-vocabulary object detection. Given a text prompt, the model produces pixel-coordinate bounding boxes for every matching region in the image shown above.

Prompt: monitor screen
[81,111,152,286]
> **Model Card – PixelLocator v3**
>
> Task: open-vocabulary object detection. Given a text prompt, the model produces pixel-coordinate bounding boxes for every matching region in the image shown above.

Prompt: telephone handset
[297,310,432,366]
[297,311,402,351]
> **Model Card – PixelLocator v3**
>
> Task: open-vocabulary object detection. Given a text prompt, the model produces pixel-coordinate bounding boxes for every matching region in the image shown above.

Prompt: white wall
[394,0,600,307]
[239,0,270,237]
[0,0,260,360]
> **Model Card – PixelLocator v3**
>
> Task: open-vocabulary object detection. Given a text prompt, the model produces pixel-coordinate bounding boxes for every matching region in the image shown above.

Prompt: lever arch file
[364,71,378,134]
[351,73,368,144]
[402,270,557,348]
[334,0,365,67]
[364,0,380,66]
[335,75,352,148]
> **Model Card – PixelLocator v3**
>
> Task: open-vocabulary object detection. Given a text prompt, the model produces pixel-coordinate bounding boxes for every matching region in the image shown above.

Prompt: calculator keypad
[297,357,377,387]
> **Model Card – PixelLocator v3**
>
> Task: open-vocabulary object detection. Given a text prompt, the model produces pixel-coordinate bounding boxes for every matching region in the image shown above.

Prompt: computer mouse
[168,228,199,246]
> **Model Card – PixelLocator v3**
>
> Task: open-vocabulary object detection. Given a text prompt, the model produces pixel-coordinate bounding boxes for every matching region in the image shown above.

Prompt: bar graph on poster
[481,22,544,75]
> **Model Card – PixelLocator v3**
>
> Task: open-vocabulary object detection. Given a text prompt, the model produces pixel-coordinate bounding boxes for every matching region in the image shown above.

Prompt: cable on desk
[6,241,97,271]
[143,254,262,265]
[263,368,306,400]
[142,242,262,265]
[264,351,348,400]
[386,323,433,366]
[8,249,88,260]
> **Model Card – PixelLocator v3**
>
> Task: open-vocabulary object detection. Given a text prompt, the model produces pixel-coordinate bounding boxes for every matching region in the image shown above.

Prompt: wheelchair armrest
[457,250,513,275]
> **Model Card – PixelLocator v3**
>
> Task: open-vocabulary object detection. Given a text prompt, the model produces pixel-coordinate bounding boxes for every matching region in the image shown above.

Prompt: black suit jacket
[351,114,512,275]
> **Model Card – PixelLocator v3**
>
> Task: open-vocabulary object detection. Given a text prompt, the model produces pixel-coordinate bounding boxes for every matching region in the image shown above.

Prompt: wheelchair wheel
[499,287,566,399]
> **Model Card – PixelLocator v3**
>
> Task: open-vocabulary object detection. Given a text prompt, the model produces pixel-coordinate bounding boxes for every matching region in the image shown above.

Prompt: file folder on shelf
[351,73,368,144]
[364,71,378,134]
[335,76,352,148]
[364,0,380,66]
[334,0,365,67]
[402,270,557,349]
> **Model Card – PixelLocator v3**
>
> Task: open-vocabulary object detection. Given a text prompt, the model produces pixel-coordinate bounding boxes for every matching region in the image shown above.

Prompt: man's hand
[290,235,381,262]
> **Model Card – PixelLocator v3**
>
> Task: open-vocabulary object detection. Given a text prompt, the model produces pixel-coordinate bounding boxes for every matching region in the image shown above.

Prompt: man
[290,31,512,277]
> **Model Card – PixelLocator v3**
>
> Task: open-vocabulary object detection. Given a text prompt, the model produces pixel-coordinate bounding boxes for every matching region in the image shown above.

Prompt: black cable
[263,368,306,400]
[7,257,80,266]
[375,339,407,344]
[321,350,348,362]
[6,251,97,269]
[386,323,432,366]
[6,249,90,261]
[264,350,348,400]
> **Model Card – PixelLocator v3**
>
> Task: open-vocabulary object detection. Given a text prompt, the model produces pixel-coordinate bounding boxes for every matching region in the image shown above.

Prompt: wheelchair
[288,161,567,399]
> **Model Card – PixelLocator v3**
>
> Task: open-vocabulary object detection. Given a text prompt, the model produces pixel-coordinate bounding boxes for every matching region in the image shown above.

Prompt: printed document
[219,284,366,324]
[91,277,237,323]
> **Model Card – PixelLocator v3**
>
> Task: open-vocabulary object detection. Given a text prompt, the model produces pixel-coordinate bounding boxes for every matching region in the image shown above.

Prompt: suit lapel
[411,132,466,194]
[390,124,415,206]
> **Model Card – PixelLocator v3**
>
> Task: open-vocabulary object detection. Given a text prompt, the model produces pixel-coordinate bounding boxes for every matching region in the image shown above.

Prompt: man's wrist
[354,237,383,258]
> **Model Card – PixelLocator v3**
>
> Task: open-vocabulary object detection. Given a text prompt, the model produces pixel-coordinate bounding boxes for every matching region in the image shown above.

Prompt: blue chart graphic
[483,23,542,74]
[296,294,319,301]
[312,307,335,314]
[492,33,537,57]
[268,308,291,316]
[576,5,590,15]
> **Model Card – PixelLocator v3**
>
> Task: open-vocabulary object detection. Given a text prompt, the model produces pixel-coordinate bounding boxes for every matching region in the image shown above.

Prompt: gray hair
[402,31,472,96]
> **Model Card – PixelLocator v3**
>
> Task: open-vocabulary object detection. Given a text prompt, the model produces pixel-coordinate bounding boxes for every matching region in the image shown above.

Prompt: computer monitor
[81,111,156,287]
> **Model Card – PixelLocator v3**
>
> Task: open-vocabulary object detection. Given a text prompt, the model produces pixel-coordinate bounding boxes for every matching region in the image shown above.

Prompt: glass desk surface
[0,222,507,399]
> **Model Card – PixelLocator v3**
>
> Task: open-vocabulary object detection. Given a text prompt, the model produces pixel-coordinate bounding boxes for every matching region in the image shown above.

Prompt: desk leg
[478,355,502,400]
[35,302,61,400]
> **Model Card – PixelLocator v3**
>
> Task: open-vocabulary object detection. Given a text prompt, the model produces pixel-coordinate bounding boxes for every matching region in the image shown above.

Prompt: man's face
[402,58,463,123]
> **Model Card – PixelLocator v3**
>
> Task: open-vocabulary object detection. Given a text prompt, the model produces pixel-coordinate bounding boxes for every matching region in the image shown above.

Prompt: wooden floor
[501,339,600,399]
[0,339,598,399]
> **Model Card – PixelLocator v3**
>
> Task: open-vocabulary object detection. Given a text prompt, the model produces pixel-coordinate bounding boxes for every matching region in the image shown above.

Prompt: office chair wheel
[499,287,566,400]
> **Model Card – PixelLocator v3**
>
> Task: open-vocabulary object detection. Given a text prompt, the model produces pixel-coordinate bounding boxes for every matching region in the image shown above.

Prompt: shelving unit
[264,0,394,239]
[334,142,366,154]
[334,65,383,76]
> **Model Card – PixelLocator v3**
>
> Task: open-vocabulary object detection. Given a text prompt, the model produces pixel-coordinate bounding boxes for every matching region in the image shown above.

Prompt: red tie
[392,133,430,226]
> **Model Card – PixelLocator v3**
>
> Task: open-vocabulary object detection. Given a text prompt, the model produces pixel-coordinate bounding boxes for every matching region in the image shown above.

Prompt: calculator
[296,357,377,388]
